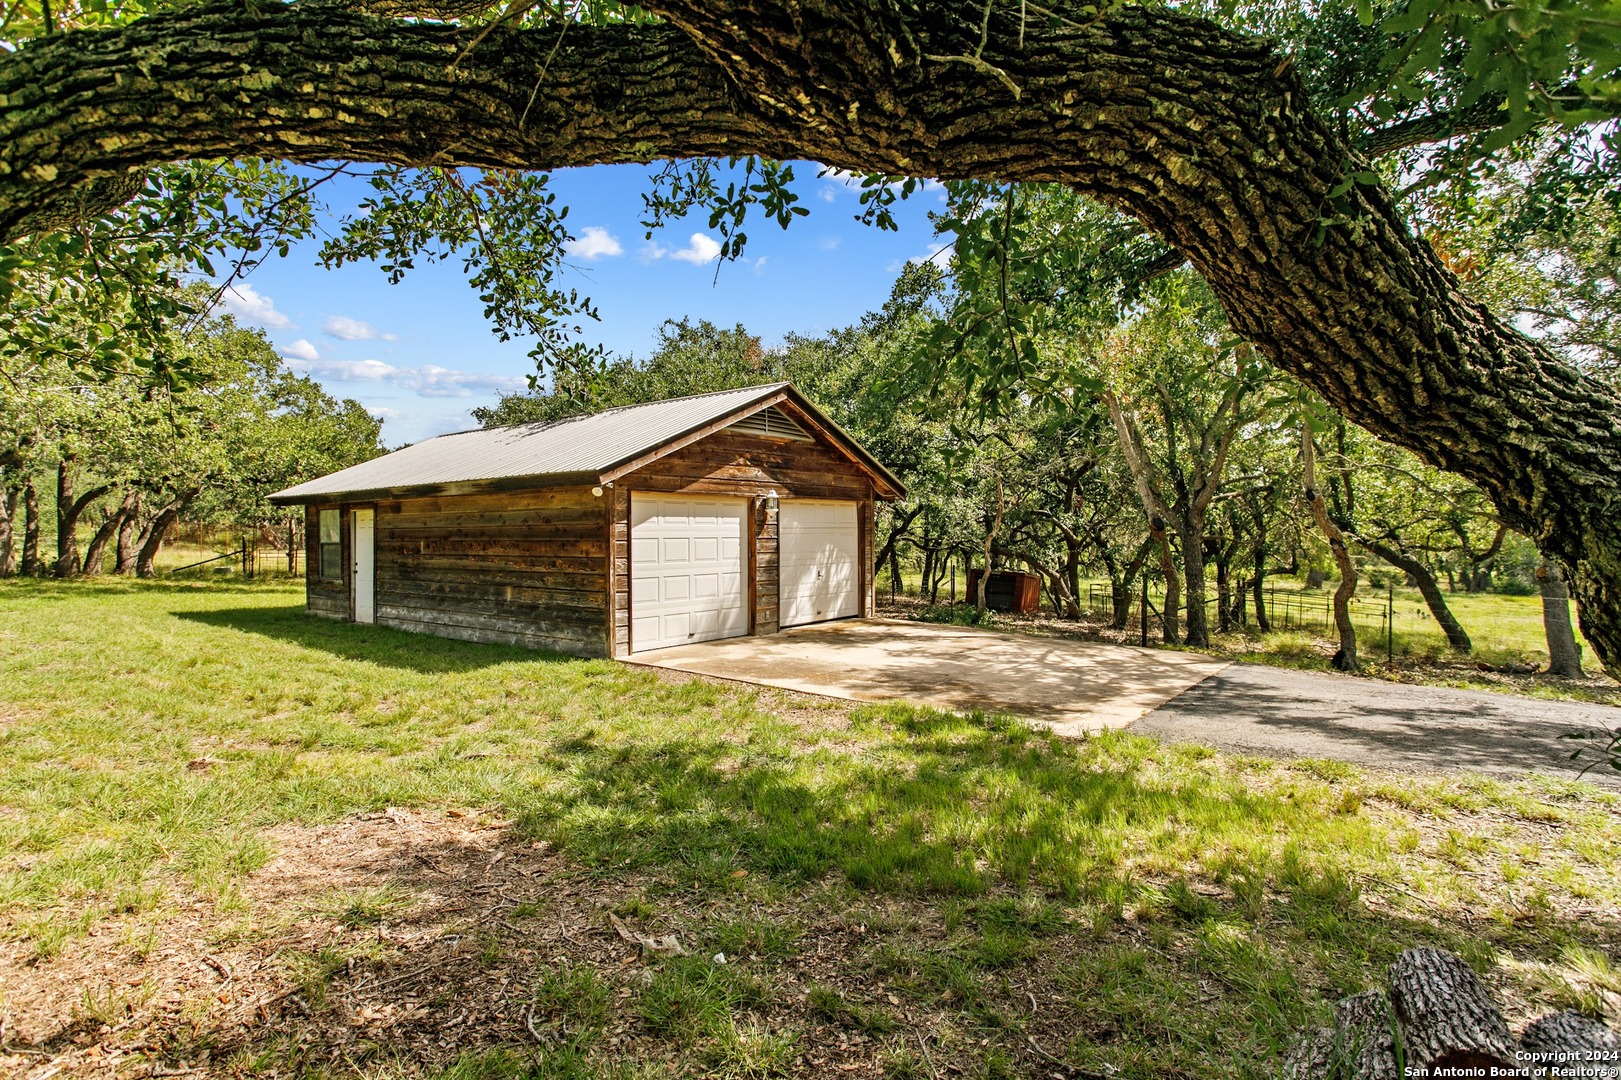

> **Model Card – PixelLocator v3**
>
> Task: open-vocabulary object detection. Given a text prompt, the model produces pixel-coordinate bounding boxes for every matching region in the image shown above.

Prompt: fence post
[1140,573,1149,648]
[950,563,956,604]
[1386,583,1394,665]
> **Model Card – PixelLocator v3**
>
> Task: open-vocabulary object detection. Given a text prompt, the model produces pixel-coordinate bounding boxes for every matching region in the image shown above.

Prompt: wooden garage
[268,383,905,658]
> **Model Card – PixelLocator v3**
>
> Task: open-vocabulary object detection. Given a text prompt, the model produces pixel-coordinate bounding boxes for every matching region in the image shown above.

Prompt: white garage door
[779,500,861,628]
[631,494,748,652]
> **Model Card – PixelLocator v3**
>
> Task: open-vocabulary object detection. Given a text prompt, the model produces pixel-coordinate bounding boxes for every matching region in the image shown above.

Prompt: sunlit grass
[2,578,1618,1078]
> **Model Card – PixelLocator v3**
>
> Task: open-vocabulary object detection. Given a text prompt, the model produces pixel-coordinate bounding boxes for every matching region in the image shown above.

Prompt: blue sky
[219,162,950,445]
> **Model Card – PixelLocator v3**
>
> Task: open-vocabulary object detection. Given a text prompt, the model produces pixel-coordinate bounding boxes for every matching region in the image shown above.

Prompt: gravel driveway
[1133,663,1621,789]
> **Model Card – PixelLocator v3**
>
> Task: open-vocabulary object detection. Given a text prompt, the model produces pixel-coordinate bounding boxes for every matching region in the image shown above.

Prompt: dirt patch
[0,810,1091,1077]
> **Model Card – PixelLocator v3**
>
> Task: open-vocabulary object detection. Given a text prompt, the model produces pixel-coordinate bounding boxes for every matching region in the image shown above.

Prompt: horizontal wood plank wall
[609,486,630,658]
[305,504,349,620]
[371,486,608,656]
[625,431,873,501]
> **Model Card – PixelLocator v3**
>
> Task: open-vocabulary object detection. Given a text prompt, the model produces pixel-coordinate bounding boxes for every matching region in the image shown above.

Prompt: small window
[318,509,342,581]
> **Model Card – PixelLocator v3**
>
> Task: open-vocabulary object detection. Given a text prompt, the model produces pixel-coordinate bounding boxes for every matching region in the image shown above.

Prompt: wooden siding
[612,429,875,645]
[623,430,873,501]
[608,486,630,658]
[371,487,609,656]
[305,504,349,620]
[754,497,779,634]
[298,426,881,657]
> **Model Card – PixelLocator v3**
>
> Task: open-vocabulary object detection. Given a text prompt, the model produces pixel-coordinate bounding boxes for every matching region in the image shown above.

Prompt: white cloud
[279,338,320,362]
[885,246,953,274]
[368,406,401,421]
[220,284,291,329]
[669,232,722,265]
[324,315,398,342]
[816,236,842,252]
[283,357,526,398]
[565,226,624,260]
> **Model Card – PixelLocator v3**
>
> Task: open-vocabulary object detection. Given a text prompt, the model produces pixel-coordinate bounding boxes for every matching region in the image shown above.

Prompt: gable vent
[727,405,813,441]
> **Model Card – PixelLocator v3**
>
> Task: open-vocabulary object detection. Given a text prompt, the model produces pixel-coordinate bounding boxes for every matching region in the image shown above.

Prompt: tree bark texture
[1387,947,1519,1074]
[20,481,42,577]
[5,0,1621,673]
[54,458,113,578]
[134,489,197,578]
[0,484,16,576]
[1538,563,1585,678]
[1360,536,1472,652]
[81,491,138,576]
[115,492,141,575]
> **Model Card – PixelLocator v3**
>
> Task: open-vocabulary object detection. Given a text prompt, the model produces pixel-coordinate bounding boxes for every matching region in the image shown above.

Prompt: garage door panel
[780,501,860,628]
[631,494,748,652]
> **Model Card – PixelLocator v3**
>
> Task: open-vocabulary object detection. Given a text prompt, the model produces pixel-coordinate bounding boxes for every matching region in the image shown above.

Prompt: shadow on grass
[175,604,578,674]
[26,714,1618,1077]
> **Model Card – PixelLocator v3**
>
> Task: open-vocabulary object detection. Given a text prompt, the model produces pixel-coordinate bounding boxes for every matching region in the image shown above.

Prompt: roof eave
[266,470,601,506]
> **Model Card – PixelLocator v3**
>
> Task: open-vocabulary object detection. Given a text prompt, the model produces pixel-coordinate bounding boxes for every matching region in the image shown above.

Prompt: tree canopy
[2,0,1620,672]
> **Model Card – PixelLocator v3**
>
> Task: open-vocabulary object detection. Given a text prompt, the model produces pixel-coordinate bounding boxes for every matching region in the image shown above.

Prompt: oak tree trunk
[7,0,1621,675]
[20,481,42,577]
[1180,522,1210,648]
[1362,537,1472,653]
[1387,948,1519,1073]
[134,490,197,578]
[81,492,138,576]
[0,484,17,576]
[54,458,114,579]
[115,492,142,575]
[1538,563,1584,678]
[1303,433,1358,671]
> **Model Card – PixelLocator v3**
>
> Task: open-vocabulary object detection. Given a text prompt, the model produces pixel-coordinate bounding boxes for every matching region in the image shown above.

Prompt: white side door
[630,495,748,652]
[779,500,860,628]
[351,508,375,624]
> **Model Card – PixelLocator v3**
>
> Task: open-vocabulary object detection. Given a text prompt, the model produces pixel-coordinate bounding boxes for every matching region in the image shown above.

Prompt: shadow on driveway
[1132,663,1621,789]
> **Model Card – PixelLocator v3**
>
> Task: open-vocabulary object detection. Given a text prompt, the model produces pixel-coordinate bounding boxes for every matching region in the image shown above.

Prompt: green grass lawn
[1,579,1618,1078]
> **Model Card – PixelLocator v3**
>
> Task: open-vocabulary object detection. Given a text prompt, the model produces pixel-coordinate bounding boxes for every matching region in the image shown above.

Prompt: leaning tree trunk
[1303,432,1358,671]
[20,481,42,577]
[134,490,197,578]
[7,0,1621,675]
[81,492,137,576]
[1362,537,1472,652]
[1538,563,1584,678]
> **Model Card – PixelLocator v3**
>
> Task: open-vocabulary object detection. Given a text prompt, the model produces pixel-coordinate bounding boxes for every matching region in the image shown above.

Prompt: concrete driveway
[629,618,1229,737]
[632,619,1621,788]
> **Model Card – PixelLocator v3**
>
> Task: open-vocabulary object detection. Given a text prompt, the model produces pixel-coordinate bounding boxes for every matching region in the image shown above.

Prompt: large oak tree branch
[4,0,1621,675]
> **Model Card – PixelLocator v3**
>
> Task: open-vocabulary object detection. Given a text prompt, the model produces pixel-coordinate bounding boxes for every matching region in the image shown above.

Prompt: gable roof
[269,382,905,504]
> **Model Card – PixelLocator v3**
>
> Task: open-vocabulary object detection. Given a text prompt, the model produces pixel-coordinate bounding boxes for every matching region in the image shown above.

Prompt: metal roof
[269,383,905,503]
